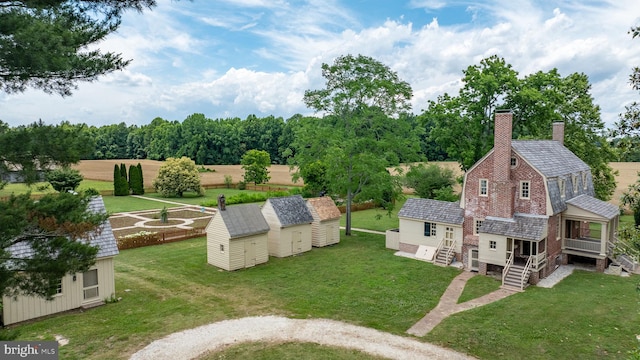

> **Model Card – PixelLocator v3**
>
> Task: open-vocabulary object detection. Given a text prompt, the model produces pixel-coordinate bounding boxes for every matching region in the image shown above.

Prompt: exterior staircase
[433,246,455,266]
[502,263,531,291]
[607,241,640,274]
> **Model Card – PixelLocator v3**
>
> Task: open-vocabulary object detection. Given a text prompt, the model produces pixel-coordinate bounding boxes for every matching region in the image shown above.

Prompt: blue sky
[1,0,639,128]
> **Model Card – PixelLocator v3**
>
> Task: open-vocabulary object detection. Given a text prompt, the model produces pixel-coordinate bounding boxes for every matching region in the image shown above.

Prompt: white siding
[478,233,507,266]
[206,213,232,270]
[2,258,115,325]
[398,218,463,253]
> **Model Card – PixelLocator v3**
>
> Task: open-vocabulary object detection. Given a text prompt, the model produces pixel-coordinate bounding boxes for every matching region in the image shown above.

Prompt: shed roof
[398,198,464,225]
[8,196,119,259]
[480,214,547,241]
[306,197,341,221]
[512,140,590,177]
[219,203,270,238]
[566,194,620,220]
[267,195,314,226]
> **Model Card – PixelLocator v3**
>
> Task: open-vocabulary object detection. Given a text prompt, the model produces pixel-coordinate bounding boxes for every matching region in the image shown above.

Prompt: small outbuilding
[2,196,119,325]
[262,195,314,257]
[306,196,341,247]
[206,196,270,271]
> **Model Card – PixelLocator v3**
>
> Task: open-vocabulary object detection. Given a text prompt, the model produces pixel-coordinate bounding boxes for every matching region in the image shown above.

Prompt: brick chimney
[491,110,514,219]
[552,122,564,145]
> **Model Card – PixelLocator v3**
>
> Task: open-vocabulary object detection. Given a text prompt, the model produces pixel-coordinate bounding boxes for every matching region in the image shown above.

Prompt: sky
[1,0,640,129]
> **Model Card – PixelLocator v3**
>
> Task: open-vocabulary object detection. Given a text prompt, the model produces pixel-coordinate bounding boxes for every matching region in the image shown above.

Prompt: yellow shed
[306,196,341,247]
[262,195,314,257]
[206,203,270,271]
[2,196,119,325]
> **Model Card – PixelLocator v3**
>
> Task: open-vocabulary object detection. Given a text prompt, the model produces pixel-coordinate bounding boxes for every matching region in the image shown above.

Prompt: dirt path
[129,316,475,360]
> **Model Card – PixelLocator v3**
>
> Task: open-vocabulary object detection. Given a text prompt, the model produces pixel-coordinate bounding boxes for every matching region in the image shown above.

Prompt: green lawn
[339,198,410,232]
[9,233,460,359]
[202,342,388,360]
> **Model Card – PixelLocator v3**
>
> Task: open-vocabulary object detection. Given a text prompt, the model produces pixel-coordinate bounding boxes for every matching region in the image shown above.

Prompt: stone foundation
[478,261,487,275]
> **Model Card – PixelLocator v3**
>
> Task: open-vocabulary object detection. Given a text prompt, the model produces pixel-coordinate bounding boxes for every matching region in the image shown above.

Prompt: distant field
[72,160,302,187]
[71,160,640,206]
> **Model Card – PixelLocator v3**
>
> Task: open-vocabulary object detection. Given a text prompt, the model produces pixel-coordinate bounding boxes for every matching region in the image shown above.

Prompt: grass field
[6,234,638,360]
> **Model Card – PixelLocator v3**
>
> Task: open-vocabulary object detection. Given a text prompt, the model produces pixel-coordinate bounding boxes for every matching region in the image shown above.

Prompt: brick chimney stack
[552,122,564,145]
[491,110,514,219]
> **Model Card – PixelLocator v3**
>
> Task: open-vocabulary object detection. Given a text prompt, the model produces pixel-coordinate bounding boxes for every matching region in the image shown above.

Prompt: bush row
[200,188,302,207]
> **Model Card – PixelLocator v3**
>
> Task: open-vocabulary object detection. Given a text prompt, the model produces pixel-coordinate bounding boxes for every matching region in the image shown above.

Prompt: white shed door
[245,241,256,267]
[292,231,302,254]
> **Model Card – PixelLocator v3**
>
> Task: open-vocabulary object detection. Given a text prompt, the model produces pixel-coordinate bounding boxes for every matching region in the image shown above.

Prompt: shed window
[520,181,530,199]
[220,244,225,253]
[489,241,497,250]
[479,179,488,196]
[83,269,99,300]
[51,278,62,295]
[424,222,437,237]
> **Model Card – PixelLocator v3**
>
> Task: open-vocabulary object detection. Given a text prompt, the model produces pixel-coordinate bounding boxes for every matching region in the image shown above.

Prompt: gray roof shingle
[219,203,270,238]
[480,214,547,241]
[512,140,590,177]
[267,195,314,226]
[566,194,620,220]
[398,198,464,225]
[8,196,119,259]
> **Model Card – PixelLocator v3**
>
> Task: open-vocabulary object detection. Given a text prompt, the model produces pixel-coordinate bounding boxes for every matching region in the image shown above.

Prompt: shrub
[236,181,246,190]
[224,175,233,189]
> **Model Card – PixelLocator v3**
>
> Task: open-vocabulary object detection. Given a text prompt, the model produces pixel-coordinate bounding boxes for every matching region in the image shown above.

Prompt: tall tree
[0,0,156,96]
[613,25,640,158]
[241,149,271,185]
[0,120,93,184]
[298,54,419,235]
[153,157,203,197]
[0,191,106,299]
[426,56,617,200]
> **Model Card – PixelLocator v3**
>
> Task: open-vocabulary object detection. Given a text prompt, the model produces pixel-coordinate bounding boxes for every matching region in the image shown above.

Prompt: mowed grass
[427,270,640,359]
[11,232,460,360]
[200,342,388,360]
[339,198,411,232]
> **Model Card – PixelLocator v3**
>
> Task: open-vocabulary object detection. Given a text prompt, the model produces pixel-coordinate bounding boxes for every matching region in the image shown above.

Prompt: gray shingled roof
[8,196,119,259]
[480,214,547,241]
[398,198,464,225]
[219,203,270,238]
[566,194,620,220]
[512,140,590,177]
[267,195,314,227]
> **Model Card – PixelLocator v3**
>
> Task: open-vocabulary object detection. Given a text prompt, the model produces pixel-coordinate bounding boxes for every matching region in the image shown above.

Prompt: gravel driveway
[130,316,475,360]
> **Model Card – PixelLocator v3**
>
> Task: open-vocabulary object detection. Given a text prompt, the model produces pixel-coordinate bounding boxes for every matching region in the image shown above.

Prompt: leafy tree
[0,120,93,184]
[0,0,156,96]
[153,156,203,197]
[0,191,106,299]
[45,166,83,192]
[299,160,327,197]
[241,149,271,185]
[425,55,617,200]
[613,26,640,159]
[405,164,457,201]
[297,54,420,235]
[621,172,640,227]
[223,175,233,189]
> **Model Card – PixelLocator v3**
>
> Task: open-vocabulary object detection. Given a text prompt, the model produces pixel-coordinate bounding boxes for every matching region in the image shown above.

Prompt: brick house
[391,110,620,290]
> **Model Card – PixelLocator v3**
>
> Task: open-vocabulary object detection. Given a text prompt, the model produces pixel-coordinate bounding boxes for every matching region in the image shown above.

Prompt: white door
[469,249,479,271]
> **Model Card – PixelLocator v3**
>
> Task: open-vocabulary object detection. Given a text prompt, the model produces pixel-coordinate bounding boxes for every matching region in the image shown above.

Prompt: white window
[520,181,530,199]
[479,179,488,196]
[582,172,588,190]
[474,219,484,235]
[220,244,225,253]
[572,174,578,193]
[489,241,497,250]
[83,269,99,300]
[52,278,62,295]
[424,222,436,237]
[559,179,566,198]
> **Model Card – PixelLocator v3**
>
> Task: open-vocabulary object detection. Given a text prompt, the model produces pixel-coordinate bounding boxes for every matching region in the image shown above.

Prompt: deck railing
[520,255,533,291]
[502,251,514,285]
[564,238,601,253]
[444,239,456,265]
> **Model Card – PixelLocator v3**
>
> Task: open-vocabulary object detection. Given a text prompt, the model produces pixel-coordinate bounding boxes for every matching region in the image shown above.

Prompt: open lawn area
[6,232,639,360]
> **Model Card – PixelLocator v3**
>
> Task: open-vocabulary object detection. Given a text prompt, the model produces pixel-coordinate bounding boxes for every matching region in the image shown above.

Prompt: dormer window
[559,179,566,199]
[582,172,587,190]
[572,174,578,194]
